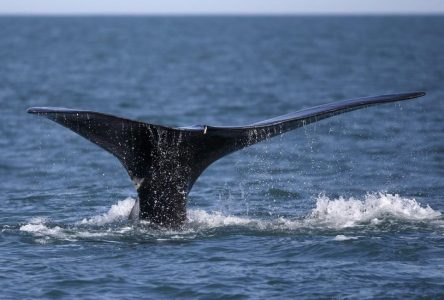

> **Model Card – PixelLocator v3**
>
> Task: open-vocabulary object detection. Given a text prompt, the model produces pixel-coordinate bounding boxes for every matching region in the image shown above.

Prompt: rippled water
[1,16,443,298]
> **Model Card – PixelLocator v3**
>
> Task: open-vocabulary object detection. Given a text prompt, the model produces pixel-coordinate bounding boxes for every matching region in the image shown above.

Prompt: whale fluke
[28,92,425,227]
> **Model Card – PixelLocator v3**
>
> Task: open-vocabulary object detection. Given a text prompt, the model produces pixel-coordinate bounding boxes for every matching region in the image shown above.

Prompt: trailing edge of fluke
[28,91,425,227]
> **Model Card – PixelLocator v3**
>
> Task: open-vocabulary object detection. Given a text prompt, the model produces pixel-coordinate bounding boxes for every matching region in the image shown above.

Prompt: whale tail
[28,91,425,227]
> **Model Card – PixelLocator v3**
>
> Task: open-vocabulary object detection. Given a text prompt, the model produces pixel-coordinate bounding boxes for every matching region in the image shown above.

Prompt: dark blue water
[1,16,443,298]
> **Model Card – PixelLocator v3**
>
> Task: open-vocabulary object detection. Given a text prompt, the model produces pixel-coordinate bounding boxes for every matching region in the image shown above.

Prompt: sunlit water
[1,16,443,298]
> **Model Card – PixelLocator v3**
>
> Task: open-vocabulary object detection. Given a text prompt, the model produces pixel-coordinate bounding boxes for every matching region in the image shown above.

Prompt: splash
[187,193,441,230]
[18,193,441,242]
[306,193,441,228]
[79,197,135,225]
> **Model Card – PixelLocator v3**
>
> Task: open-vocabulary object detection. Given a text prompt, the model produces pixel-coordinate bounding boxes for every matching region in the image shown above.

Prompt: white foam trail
[79,197,135,225]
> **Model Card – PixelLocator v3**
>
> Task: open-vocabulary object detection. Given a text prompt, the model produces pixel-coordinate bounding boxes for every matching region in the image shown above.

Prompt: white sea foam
[187,209,255,227]
[19,193,441,241]
[306,193,441,228]
[79,197,135,225]
[334,235,359,241]
[20,220,68,240]
[187,193,441,230]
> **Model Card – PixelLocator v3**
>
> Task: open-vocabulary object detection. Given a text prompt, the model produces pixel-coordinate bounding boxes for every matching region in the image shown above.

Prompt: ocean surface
[0,16,443,299]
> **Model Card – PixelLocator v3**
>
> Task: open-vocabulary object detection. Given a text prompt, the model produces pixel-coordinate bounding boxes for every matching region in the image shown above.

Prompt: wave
[18,193,442,242]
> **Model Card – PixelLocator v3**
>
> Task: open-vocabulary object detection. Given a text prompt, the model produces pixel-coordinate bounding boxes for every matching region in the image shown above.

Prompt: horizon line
[0,12,443,17]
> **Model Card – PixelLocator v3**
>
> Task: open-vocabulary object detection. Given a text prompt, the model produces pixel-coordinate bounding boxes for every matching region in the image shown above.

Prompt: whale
[28,91,425,227]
